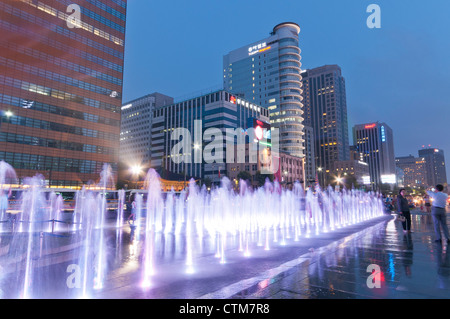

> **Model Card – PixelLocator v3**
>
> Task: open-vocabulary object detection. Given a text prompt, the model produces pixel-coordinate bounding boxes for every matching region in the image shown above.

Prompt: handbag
[395,214,406,223]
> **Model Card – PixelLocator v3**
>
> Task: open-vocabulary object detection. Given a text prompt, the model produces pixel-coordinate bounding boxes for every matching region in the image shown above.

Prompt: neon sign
[381,126,386,142]
[248,42,271,56]
[365,123,376,129]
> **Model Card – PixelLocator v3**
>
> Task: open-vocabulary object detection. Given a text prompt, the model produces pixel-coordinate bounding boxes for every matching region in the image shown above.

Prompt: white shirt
[426,191,448,208]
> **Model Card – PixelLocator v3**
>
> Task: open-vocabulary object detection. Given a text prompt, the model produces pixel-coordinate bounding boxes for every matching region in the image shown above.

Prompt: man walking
[426,184,449,244]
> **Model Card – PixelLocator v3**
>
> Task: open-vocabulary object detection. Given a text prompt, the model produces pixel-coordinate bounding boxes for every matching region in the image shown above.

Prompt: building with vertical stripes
[0,0,127,187]
[353,122,396,189]
[150,90,270,184]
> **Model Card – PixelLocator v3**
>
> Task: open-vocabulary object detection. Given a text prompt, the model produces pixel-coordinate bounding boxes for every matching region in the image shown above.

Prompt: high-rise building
[223,22,304,158]
[395,155,427,188]
[0,0,127,188]
[301,65,350,182]
[353,122,396,188]
[418,147,447,188]
[151,90,270,184]
[120,93,173,170]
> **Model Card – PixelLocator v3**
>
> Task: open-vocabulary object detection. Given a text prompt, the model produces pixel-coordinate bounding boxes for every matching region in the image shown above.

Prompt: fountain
[0,160,385,299]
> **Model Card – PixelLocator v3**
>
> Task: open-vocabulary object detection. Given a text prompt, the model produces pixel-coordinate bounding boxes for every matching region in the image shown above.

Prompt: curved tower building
[223,22,304,158]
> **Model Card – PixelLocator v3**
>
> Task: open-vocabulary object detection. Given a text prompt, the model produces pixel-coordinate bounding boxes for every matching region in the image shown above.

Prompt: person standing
[397,189,412,233]
[426,185,449,244]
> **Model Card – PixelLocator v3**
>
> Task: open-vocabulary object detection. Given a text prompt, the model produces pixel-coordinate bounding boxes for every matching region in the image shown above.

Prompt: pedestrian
[426,185,449,244]
[128,197,137,225]
[397,189,412,233]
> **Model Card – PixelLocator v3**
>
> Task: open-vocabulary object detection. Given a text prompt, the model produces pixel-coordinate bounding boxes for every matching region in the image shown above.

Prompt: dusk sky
[122,0,450,180]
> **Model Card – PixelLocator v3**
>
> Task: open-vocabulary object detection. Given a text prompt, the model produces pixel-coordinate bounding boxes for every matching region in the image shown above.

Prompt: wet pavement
[2,209,450,300]
[223,209,450,299]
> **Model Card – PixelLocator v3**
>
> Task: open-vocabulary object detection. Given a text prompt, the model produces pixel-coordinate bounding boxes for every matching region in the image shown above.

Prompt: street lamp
[335,176,343,190]
[130,164,142,189]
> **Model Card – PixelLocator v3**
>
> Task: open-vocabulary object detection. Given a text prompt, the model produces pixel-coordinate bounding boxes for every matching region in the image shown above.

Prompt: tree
[255,171,274,187]
[237,171,252,183]
[343,175,359,190]
[202,177,212,188]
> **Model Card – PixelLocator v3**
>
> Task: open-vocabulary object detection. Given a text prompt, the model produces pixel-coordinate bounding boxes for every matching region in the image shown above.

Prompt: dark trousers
[432,207,449,240]
[401,211,411,231]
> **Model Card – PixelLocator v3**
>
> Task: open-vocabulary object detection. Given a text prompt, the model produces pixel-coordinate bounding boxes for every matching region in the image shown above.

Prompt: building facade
[395,155,427,188]
[120,93,173,170]
[333,160,370,187]
[303,125,315,187]
[227,146,304,189]
[301,65,350,183]
[352,122,396,189]
[0,0,127,188]
[223,22,305,158]
[151,90,270,184]
[418,147,447,188]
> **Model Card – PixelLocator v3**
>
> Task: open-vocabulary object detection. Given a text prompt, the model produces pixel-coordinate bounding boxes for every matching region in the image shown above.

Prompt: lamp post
[317,167,323,187]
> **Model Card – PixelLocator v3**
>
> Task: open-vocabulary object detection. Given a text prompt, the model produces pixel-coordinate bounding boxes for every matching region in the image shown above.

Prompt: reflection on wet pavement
[2,210,449,299]
[236,211,450,299]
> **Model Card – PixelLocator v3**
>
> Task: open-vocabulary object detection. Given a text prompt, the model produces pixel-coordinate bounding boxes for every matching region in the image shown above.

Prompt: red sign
[230,96,236,104]
[364,123,376,129]
[255,125,263,140]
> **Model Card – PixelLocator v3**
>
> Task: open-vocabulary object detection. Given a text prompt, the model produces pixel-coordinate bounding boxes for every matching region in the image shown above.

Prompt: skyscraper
[0,0,127,188]
[223,22,304,158]
[120,93,173,170]
[353,122,396,188]
[418,147,447,188]
[301,65,349,182]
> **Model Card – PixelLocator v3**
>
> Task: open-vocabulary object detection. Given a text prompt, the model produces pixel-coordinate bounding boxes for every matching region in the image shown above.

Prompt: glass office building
[151,90,270,184]
[223,22,304,158]
[0,0,127,188]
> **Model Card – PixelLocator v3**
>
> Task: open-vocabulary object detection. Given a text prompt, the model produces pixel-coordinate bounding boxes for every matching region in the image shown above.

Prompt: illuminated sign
[435,149,439,153]
[255,125,263,140]
[365,123,376,129]
[248,118,271,142]
[381,126,386,142]
[230,96,236,104]
[248,42,271,56]
[121,103,132,110]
